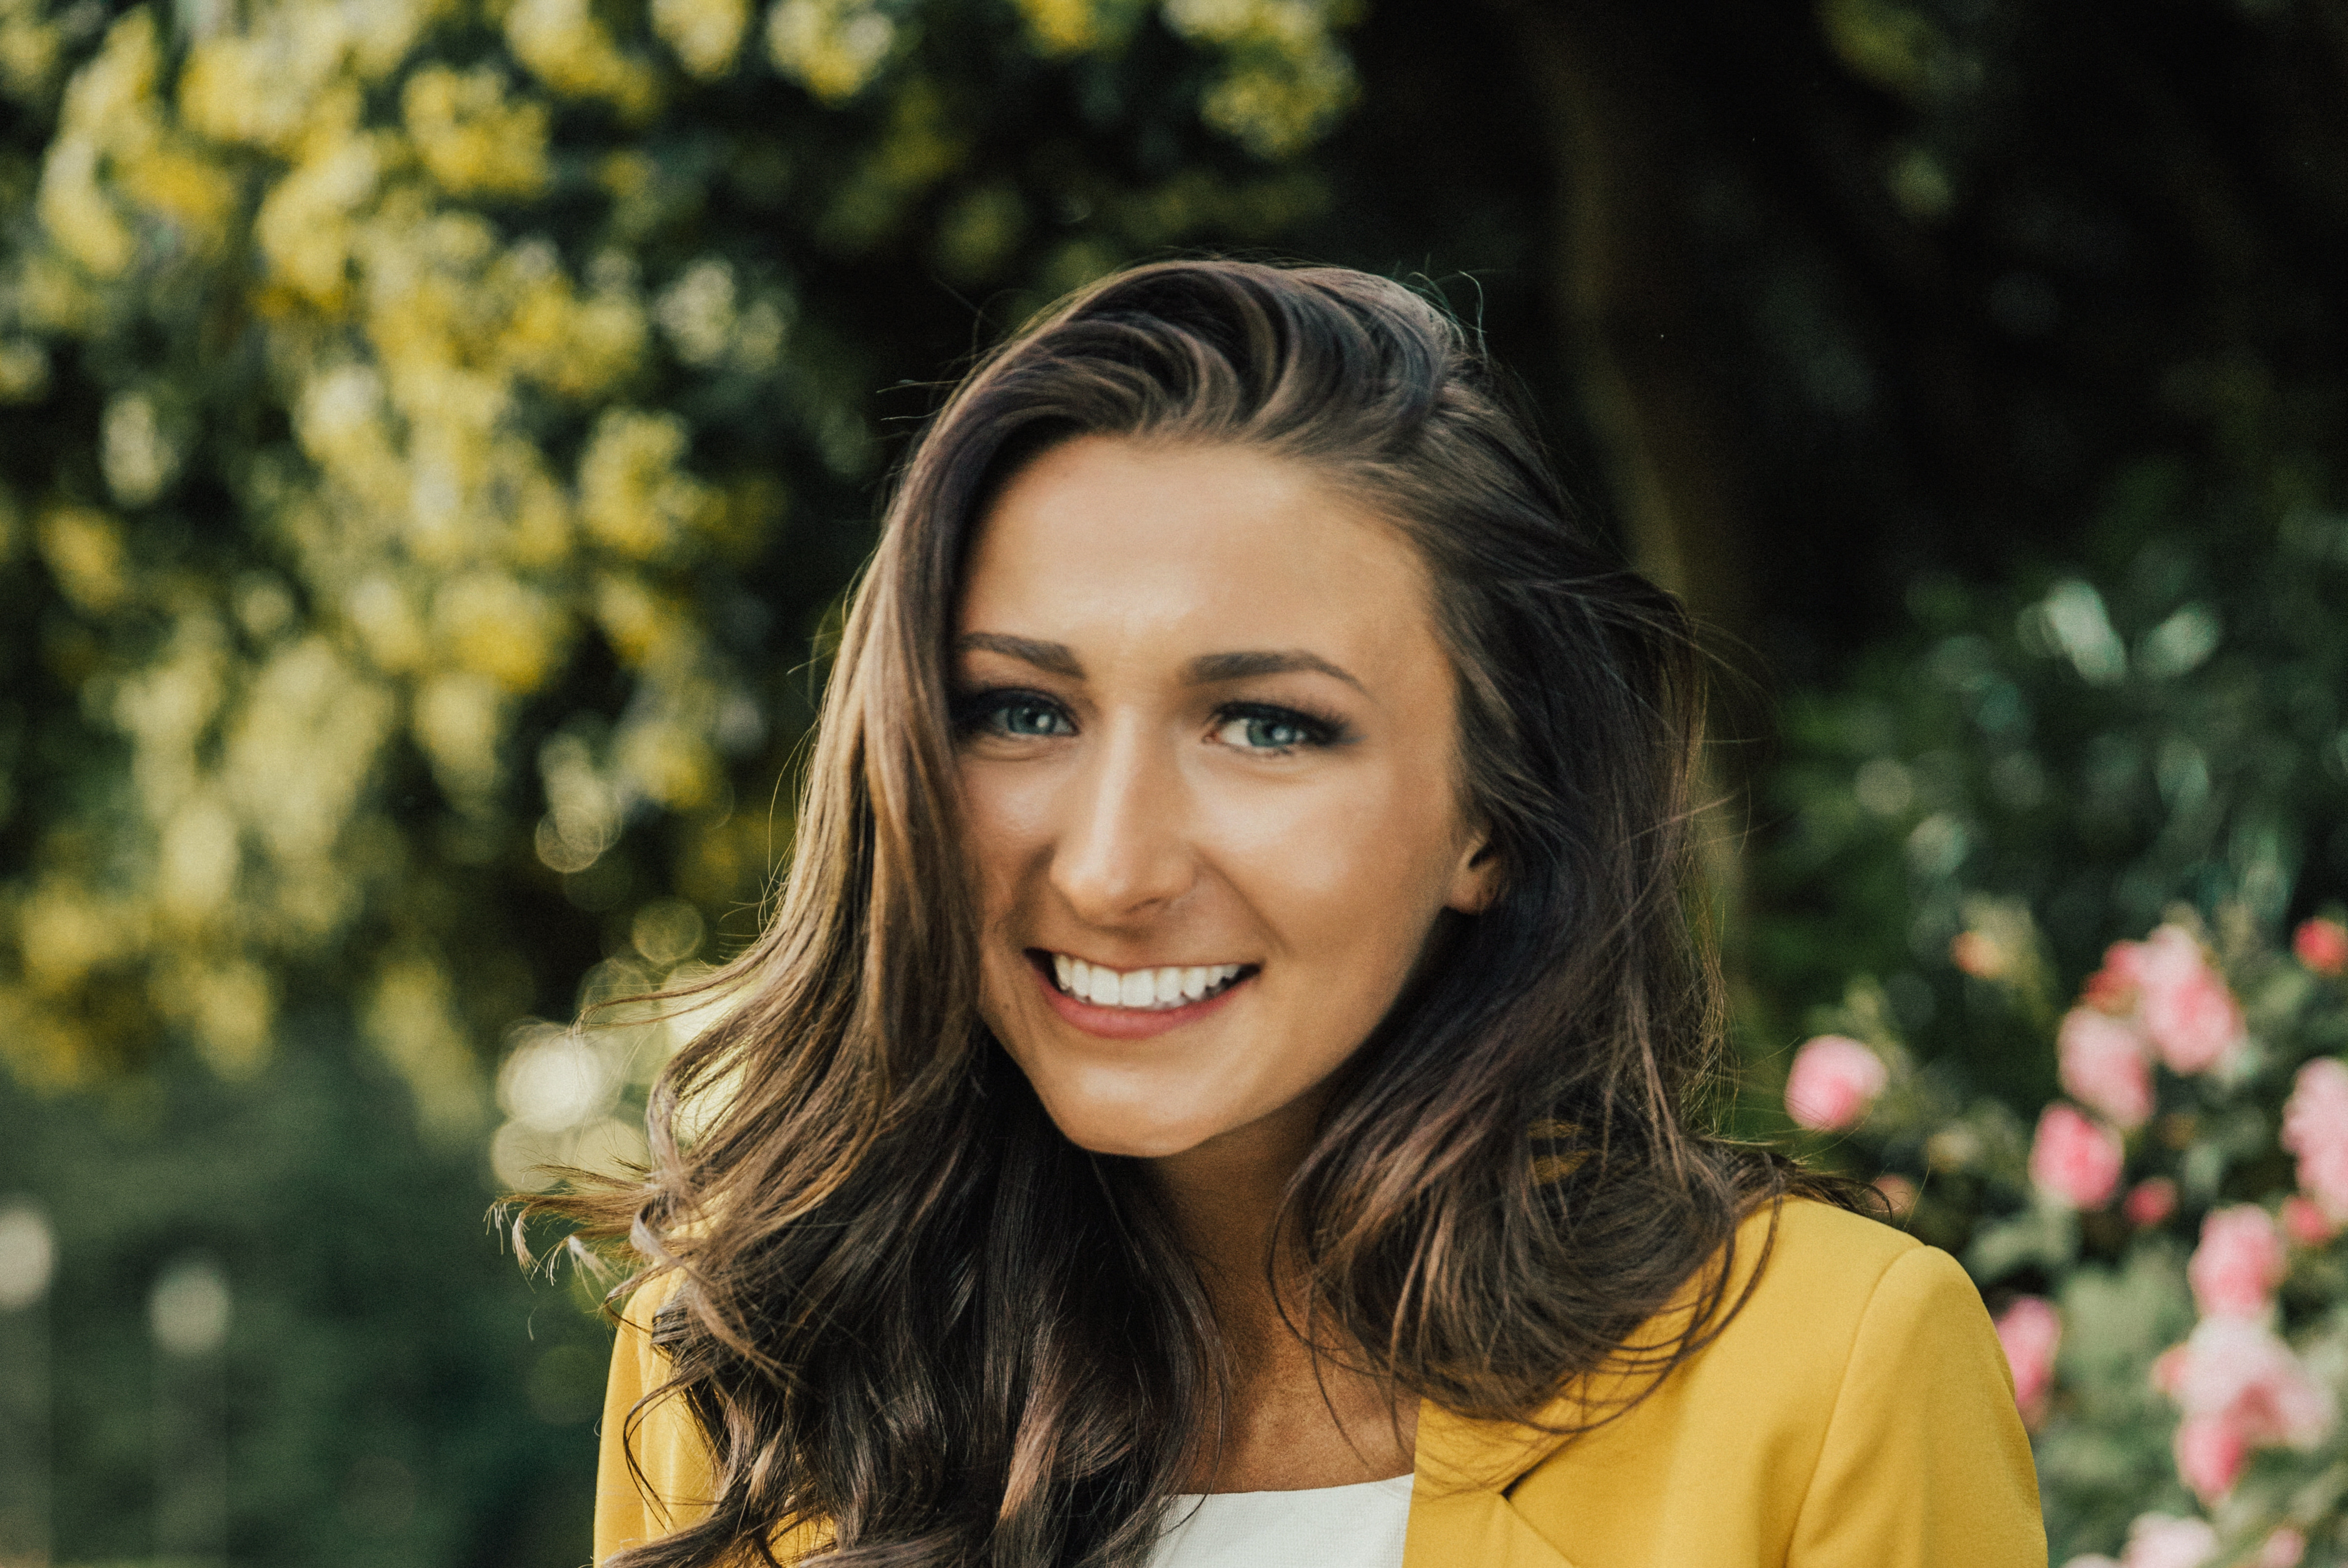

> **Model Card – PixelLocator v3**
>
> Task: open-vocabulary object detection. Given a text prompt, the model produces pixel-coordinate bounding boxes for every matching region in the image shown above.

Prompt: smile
[1044,953,1252,1011]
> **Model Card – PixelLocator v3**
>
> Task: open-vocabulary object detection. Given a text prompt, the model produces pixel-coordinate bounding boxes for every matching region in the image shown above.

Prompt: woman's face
[952,435,1494,1162]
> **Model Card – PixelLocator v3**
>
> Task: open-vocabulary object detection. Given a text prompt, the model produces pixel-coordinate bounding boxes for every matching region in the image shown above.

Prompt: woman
[558,260,2044,1567]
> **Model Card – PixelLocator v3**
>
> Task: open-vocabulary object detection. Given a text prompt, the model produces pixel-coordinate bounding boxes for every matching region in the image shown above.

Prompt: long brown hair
[534,260,1847,1568]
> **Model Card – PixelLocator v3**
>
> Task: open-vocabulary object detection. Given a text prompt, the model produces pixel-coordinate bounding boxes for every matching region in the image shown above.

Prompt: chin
[1028,1082,1231,1159]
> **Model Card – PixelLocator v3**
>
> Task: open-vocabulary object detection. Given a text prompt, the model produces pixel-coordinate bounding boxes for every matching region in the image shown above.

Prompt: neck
[1146,1091,1324,1333]
[1146,1090,1419,1493]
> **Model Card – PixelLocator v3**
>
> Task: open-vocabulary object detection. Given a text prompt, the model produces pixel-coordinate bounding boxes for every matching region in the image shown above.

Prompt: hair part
[527,259,1857,1568]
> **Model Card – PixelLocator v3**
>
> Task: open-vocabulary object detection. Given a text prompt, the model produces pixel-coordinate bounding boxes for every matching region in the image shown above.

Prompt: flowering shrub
[0,0,1361,1116]
[1788,911,2348,1565]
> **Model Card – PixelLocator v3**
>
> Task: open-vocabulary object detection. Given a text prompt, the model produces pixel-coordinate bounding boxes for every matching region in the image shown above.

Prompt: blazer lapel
[1403,1483,1580,1568]
[1404,1399,1580,1568]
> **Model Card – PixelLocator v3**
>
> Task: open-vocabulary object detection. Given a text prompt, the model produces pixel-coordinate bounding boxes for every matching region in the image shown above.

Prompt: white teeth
[1050,955,1248,1010]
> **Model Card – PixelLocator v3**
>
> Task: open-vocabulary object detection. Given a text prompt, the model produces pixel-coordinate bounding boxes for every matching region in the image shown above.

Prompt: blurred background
[0,0,2343,1561]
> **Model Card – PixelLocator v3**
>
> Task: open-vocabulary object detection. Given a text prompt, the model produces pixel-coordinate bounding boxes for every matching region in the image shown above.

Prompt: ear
[1445,831,1500,915]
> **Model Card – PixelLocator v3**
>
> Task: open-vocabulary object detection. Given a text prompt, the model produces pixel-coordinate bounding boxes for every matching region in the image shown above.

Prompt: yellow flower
[653,258,738,366]
[344,572,431,673]
[114,142,240,252]
[37,504,129,614]
[433,569,569,692]
[1013,0,1130,54]
[1197,44,1355,160]
[617,717,719,812]
[363,953,485,1136]
[256,131,380,305]
[111,610,230,818]
[36,133,137,277]
[18,877,147,996]
[413,669,507,803]
[295,364,407,521]
[0,0,64,101]
[179,25,337,152]
[591,571,685,668]
[223,637,394,866]
[652,0,749,78]
[155,795,242,929]
[578,408,711,561]
[505,0,660,120]
[402,64,551,199]
[101,391,180,506]
[495,249,647,399]
[766,0,897,103]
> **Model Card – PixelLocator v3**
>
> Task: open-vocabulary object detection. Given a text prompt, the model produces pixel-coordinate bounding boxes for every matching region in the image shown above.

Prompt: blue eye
[1209,704,1341,753]
[955,690,1075,739]
[997,700,1072,737]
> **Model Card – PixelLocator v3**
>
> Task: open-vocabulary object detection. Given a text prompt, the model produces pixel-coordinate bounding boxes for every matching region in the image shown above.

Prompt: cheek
[957,765,1050,906]
[1221,768,1464,953]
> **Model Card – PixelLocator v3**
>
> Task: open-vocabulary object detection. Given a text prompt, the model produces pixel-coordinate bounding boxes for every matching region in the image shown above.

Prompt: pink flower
[2152,1318,2335,1501]
[2188,1206,2287,1319]
[2122,1513,2221,1568]
[2030,1102,2125,1210]
[2256,1527,2307,1568]
[2122,1512,2220,1568]
[2281,1059,2348,1220]
[1783,1035,1888,1131]
[2171,1416,2248,1505]
[2079,925,2245,1074]
[2125,1177,2178,1228]
[2281,1195,2336,1247]
[2132,926,2246,1074]
[2085,938,2148,1013]
[1994,1295,2061,1428]
[2059,1007,2154,1129]
[2295,918,2348,977]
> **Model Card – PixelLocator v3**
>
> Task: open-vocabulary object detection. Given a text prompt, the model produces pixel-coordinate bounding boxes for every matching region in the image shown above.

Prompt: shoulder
[1600,1196,1977,1430]
[1644,1195,2007,1432]
[1465,1198,2043,1568]
[597,1270,716,1559]
[1721,1195,1970,1348]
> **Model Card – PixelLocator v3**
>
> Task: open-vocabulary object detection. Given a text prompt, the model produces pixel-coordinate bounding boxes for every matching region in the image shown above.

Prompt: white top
[1144,1474,1414,1568]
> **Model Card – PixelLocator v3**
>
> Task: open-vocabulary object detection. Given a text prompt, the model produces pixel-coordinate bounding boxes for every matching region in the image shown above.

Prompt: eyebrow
[1183,649,1365,693]
[953,632,1084,677]
[954,633,1363,693]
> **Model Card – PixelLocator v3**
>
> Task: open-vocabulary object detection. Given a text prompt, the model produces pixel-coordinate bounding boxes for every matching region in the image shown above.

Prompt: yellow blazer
[596,1198,2047,1567]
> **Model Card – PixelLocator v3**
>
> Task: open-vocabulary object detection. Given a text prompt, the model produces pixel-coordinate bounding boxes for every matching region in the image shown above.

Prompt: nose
[1049,716,1196,924]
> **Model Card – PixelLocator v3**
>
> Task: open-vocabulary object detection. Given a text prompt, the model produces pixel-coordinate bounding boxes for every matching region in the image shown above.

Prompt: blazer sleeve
[594,1276,717,1564]
[1787,1244,2047,1568]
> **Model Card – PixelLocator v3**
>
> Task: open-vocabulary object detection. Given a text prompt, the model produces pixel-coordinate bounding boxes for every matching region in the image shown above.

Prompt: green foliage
[0,1037,610,1564]
[1750,452,2348,1112]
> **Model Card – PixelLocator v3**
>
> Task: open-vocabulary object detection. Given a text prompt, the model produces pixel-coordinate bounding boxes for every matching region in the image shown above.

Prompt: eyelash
[949,688,1349,754]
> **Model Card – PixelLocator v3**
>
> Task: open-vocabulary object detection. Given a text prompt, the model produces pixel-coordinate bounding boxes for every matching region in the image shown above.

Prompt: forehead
[956,436,1442,682]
